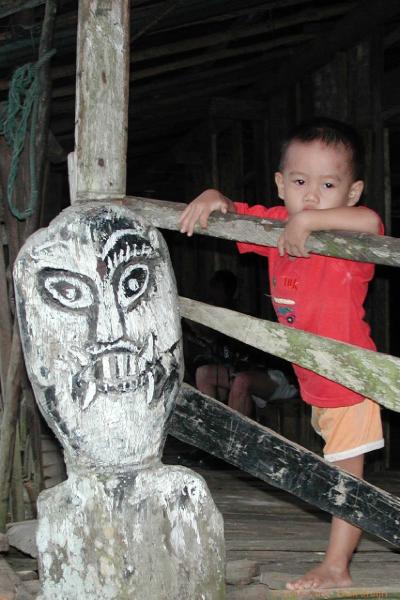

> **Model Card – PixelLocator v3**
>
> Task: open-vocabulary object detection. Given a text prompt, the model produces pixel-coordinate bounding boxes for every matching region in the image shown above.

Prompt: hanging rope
[0,49,56,221]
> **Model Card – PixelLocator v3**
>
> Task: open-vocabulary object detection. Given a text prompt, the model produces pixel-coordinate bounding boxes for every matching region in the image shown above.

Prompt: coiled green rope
[0,49,56,221]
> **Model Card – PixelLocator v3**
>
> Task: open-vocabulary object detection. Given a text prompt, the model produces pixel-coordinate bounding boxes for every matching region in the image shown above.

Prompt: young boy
[179,118,384,591]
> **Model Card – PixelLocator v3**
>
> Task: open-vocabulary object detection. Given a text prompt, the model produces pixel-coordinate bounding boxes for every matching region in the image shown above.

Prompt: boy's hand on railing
[278,212,312,258]
[179,189,235,236]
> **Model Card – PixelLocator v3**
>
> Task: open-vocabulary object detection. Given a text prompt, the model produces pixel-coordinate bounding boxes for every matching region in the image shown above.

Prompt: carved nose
[96,293,124,343]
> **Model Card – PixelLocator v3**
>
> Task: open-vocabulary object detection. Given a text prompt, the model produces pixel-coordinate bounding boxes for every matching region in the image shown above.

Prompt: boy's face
[274,139,364,216]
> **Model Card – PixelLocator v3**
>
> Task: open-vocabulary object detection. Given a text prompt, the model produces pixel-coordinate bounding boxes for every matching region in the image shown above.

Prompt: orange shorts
[311,398,384,463]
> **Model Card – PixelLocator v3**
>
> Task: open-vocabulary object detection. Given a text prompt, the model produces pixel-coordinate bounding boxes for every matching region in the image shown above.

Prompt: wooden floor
[2,439,400,599]
[165,438,400,599]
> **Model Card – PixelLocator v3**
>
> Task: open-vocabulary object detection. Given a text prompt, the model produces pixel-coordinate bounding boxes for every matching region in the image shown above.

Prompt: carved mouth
[73,336,159,409]
[92,353,144,393]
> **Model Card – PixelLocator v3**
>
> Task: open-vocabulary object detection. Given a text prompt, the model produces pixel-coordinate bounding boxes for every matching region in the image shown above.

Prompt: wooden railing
[122,195,400,548]
[122,195,400,413]
[124,196,400,267]
[179,298,400,413]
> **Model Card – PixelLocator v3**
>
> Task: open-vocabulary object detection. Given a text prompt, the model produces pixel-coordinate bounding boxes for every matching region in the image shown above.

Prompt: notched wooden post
[13,203,225,599]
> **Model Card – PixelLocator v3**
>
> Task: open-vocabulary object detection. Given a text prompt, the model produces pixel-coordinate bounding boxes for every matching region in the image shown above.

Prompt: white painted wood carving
[13,202,225,600]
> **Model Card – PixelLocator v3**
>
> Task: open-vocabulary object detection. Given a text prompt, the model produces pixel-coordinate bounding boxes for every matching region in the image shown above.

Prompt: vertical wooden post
[73,0,130,202]
[0,1,58,530]
[0,321,23,532]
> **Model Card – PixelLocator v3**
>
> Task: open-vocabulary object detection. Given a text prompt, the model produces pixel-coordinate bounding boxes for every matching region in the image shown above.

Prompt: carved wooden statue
[14,202,225,599]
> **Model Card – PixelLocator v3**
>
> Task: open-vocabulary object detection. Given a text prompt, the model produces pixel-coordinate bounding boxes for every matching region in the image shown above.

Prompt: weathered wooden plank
[0,0,44,18]
[74,1,130,201]
[0,239,12,402]
[128,3,349,63]
[132,0,183,42]
[170,384,400,547]
[6,522,37,559]
[0,6,313,83]
[0,532,8,553]
[179,298,400,413]
[0,322,24,532]
[10,35,300,104]
[259,0,400,98]
[0,556,36,599]
[262,588,400,600]
[131,0,315,38]
[25,0,57,238]
[123,196,400,267]
[131,34,311,84]
[227,548,398,561]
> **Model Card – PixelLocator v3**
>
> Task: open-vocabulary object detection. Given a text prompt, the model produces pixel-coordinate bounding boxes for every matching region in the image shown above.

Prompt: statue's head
[14,202,183,471]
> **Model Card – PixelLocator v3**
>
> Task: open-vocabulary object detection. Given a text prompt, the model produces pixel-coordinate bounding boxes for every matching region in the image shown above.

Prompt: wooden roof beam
[153,0,315,35]
[0,0,44,19]
[259,0,400,97]
[44,34,311,101]
[49,50,289,118]
[0,2,350,71]
[0,0,307,38]
[129,3,351,62]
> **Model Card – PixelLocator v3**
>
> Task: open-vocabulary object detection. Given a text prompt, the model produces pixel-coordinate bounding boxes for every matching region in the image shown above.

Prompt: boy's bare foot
[286,563,353,590]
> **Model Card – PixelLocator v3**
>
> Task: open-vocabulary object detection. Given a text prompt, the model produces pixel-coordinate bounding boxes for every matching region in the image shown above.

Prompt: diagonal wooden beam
[0,0,44,18]
[179,298,400,413]
[132,0,184,43]
[169,384,400,547]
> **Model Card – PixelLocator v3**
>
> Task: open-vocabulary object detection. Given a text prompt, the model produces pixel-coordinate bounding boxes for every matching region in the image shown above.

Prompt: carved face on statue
[14,203,183,470]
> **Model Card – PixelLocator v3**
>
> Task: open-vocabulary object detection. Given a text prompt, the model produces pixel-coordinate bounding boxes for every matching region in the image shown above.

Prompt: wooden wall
[167,35,390,347]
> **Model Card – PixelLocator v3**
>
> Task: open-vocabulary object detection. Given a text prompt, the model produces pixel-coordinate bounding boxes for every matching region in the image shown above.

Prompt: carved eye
[43,274,94,310]
[117,264,149,309]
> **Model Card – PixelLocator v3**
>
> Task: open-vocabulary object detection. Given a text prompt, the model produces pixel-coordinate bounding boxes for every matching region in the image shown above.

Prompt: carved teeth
[143,338,153,363]
[80,337,156,396]
[146,372,154,405]
[102,355,111,379]
[138,337,153,373]
[117,354,124,377]
[82,381,97,410]
[126,354,132,376]
[94,353,133,381]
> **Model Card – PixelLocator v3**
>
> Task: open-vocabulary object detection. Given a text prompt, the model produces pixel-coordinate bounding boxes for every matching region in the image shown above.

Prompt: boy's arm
[179,189,235,237]
[278,206,381,258]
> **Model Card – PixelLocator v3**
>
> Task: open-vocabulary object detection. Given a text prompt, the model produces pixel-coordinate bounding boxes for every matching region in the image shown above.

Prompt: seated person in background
[185,269,297,417]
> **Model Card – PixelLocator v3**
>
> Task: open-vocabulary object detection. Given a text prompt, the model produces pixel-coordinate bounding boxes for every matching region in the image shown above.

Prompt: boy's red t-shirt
[235,202,383,408]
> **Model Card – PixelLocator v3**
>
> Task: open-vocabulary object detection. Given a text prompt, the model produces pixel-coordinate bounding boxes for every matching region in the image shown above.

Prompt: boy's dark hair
[279,117,365,181]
